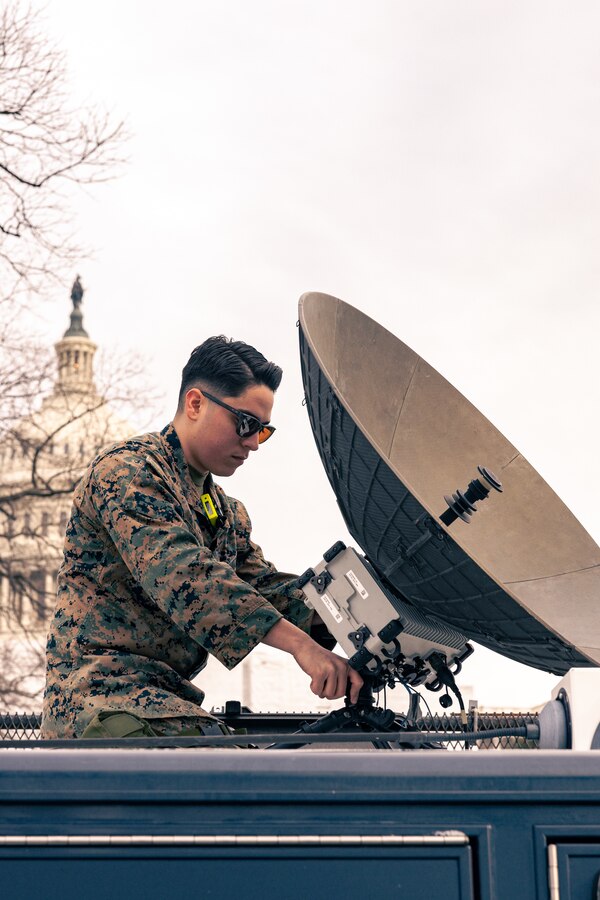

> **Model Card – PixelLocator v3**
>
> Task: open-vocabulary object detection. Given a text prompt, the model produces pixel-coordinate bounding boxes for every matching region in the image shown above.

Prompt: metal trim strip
[548,843,560,900]
[0,832,469,847]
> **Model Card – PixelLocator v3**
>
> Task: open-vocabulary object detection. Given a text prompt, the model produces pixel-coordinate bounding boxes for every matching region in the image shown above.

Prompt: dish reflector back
[298,292,600,674]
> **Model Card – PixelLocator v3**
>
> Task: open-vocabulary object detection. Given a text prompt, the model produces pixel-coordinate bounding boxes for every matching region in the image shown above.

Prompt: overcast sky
[33,1,600,710]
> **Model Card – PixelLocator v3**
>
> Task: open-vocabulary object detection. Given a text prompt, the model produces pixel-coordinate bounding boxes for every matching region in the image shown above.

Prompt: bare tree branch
[0,2,127,304]
[0,4,135,707]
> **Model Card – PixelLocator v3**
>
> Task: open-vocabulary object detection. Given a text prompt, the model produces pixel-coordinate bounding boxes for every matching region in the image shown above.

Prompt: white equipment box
[299,542,473,690]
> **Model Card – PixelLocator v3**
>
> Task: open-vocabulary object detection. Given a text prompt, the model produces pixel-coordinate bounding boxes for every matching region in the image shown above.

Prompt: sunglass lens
[258,426,275,444]
[236,414,275,443]
[237,414,262,438]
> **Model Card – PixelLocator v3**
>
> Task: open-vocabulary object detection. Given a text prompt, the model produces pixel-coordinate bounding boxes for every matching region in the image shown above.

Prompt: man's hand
[293,638,364,704]
[262,618,363,704]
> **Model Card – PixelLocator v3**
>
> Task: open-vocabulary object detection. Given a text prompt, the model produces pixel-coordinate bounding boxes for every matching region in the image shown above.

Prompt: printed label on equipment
[346,569,369,599]
[320,592,343,624]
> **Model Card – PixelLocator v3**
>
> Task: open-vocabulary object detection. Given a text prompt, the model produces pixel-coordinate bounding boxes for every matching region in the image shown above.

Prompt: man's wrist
[262,617,312,656]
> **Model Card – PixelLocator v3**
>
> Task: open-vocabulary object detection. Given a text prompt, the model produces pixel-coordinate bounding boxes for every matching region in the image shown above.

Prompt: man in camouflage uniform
[42,336,362,738]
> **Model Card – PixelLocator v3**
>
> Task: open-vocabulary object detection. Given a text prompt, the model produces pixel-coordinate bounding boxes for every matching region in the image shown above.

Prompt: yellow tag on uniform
[200,493,219,528]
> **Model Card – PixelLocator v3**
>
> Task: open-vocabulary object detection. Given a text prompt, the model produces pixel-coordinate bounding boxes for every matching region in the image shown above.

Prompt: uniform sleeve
[89,454,284,669]
[230,498,314,635]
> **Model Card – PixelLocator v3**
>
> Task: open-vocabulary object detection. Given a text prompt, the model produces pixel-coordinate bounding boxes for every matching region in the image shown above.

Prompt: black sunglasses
[201,392,276,444]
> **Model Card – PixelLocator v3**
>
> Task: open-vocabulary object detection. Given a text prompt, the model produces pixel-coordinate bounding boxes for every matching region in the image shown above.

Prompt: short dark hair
[177,336,283,409]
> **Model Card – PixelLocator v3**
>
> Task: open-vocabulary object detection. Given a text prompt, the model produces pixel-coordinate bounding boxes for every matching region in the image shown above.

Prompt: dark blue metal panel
[556,845,600,900]
[0,846,474,900]
[1,749,600,900]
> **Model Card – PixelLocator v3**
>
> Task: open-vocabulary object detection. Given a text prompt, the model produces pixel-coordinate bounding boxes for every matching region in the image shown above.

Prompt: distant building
[0,280,132,709]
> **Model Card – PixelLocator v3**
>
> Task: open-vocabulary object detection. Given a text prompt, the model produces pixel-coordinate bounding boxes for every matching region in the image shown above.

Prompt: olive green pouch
[81,710,157,739]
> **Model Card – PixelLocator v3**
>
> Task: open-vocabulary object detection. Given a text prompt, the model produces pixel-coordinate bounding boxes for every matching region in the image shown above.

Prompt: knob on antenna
[440,466,503,526]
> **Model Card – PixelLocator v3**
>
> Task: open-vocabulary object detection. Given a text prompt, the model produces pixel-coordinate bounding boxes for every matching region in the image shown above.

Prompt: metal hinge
[0,831,469,847]
[548,844,560,900]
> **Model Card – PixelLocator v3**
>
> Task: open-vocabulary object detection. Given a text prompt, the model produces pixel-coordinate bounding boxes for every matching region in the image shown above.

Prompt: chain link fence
[414,712,539,750]
[0,710,540,748]
[0,713,42,740]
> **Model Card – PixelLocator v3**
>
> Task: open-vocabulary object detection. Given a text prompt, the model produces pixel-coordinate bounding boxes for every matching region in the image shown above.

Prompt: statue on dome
[71,276,84,309]
[63,276,88,339]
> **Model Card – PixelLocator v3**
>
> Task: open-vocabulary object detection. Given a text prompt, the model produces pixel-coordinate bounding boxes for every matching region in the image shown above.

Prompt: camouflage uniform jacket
[42,424,311,738]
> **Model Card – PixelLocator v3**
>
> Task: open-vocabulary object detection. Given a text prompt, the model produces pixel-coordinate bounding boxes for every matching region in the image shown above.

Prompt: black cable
[425,655,470,745]
[401,681,434,721]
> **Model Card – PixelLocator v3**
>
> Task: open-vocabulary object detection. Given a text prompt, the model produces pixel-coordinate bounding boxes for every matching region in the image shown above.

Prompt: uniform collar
[160,422,189,482]
[160,422,224,521]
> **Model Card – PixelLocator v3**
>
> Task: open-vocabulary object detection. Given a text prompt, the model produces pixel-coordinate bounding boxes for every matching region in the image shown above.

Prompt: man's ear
[185,387,204,420]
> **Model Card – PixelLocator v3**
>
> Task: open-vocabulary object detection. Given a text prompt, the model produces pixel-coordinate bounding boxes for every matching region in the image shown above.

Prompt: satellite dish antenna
[298,292,600,676]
